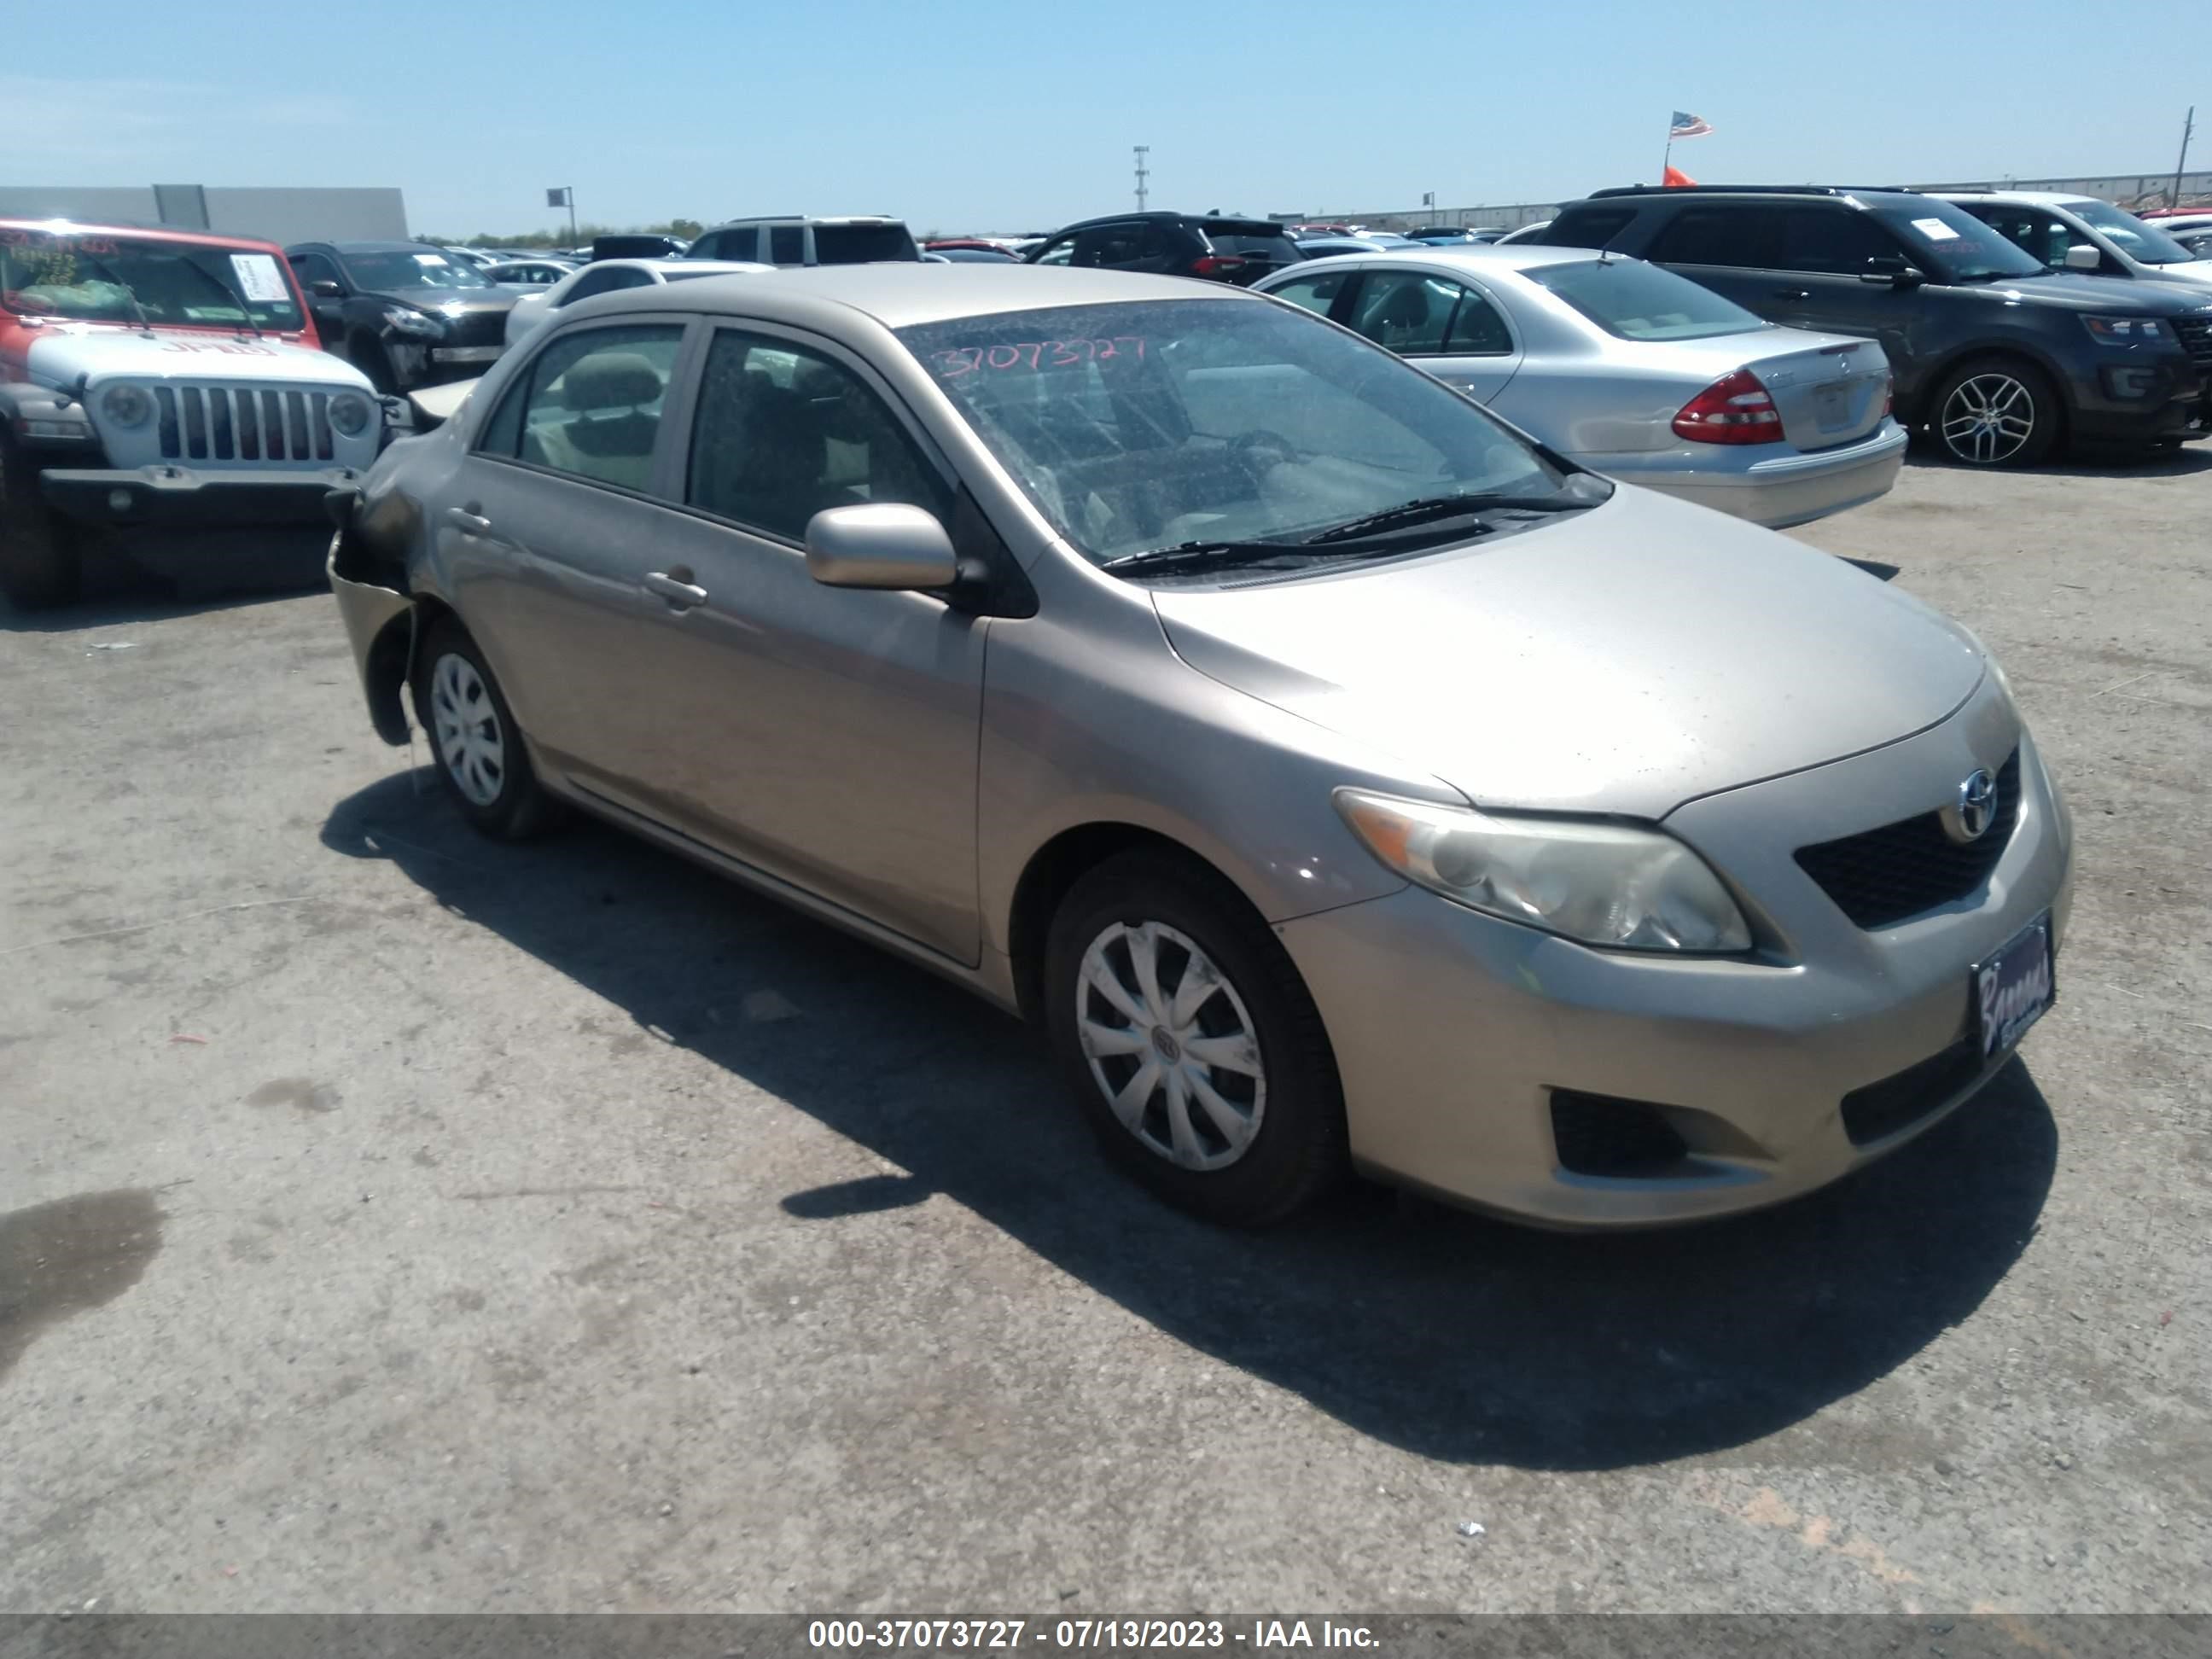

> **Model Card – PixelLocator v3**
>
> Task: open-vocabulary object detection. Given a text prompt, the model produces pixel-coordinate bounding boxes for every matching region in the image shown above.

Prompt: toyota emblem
[1947,769,1998,843]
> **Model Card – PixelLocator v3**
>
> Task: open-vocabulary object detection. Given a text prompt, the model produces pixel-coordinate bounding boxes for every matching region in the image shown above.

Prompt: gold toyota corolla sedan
[328,265,2070,1228]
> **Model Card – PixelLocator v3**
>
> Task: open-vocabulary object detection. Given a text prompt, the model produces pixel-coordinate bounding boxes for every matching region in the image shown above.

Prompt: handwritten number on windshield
[935,337,1146,378]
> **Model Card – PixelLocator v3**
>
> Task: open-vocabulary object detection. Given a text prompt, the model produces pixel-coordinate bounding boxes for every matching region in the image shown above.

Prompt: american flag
[1670,111,1714,139]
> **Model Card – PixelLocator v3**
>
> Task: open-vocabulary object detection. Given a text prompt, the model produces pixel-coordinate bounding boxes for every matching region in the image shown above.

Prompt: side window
[1072,224,1145,268]
[690,232,723,260]
[1266,271,1352,317]
[562,266,652,305]
[1033,237,1074,266]
[1649,207,1783,269]
[290,252,338,288]
[769,226,805,264]
[685,330,952,543]
[1441,283,1512,355]
[1777,209,1905,274]
[1970,208,2073,267]
[1541,208,1633,250]
[1348,272,1455,356]
[487,324,684,492]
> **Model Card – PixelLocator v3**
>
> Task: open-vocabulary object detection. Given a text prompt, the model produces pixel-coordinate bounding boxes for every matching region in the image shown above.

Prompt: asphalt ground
[3,447,2209,1615]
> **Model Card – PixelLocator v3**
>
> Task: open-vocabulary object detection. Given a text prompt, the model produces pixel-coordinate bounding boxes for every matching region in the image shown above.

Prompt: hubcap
[1940,373,2035,465]
[429,652,504,806]
[1075,920,1266,1172]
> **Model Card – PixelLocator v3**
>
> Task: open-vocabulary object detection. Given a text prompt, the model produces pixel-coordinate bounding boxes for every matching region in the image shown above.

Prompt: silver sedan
[1256,246,1907,528]
[330,265,2067,1230]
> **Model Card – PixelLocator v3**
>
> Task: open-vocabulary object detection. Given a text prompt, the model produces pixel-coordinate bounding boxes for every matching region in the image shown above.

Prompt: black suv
[1022,212,1303,286]
[286,242,520,393]
[1534,186,2212,466]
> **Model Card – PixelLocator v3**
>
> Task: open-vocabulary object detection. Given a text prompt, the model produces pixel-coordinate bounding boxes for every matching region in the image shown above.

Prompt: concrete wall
[0,184,408,244]
[1324,169,2212,234]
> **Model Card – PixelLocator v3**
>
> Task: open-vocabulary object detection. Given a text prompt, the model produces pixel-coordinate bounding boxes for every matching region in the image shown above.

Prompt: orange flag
[1662,164,1697,188]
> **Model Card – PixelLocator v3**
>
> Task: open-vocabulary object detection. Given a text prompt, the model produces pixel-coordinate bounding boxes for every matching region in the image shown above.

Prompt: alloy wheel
[1075,919,1266,1171]
[429,651,504,806]
[1940,373,2037,465]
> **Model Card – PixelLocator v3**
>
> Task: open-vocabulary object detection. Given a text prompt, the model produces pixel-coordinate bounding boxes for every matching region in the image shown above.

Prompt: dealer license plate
[432,346,503,364]
[1973,913,2053,1058]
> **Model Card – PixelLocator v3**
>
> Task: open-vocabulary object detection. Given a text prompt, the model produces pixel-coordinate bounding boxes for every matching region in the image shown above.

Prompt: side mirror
[309,280,343,298]
[2063,243,2102,272]
[1860,255,1925,288]
[805,503,958,591]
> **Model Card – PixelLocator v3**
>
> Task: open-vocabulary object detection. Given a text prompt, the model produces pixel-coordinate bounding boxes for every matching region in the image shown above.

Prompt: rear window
[1202,230,1300,261]
[1525,257,1769,341]
[812,224,919,264]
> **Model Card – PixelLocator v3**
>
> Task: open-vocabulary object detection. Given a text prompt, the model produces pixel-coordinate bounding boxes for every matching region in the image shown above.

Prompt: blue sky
[7,1,2208,236]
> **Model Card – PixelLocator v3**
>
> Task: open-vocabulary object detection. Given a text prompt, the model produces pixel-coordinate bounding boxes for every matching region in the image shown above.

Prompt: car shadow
[1905,443,2212,480]
[323,771,2057,1471]
[0,562,321,633]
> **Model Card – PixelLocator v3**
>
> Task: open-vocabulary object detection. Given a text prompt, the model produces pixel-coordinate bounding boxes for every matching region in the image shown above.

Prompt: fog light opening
[107,488,134,515]
[1550,1090,1692,1179]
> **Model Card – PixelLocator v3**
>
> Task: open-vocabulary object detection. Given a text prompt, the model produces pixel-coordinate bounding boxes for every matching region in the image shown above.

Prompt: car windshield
[2063,200,2197,265]
[1525,256,1770,341]
[339,249,494,291]
[0,226,306,330]
[1871,201,2046,282]
[899,297,1573,568]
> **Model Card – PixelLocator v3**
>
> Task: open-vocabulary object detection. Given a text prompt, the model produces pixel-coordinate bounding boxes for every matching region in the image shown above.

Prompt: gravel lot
[3,449,2208,1616]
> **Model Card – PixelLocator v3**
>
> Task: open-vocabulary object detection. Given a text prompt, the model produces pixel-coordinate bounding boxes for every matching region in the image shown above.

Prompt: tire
[1044,850,1347,1226]
[409,617,561,840]
[0,432,82,608]
[1929,356,2061,469]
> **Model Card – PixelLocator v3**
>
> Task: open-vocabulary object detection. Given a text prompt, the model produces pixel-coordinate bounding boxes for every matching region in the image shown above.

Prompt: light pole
[2175,106,2197,210]
[1133,146,1150,212]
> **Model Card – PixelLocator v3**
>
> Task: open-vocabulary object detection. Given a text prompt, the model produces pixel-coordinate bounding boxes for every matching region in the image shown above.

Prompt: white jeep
[1,218,387,607]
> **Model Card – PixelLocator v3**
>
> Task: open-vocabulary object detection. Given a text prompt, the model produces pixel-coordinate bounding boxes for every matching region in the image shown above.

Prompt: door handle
[445,505,492,535]
[1773,288,1812,301]
[643,569,708,608]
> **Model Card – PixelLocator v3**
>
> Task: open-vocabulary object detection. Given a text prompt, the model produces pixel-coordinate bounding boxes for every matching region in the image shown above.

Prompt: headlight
[382,306,445,338]
[2081,316,2173,345]
[1335,789,1753,952]
[328,393,373,436]
[100,384,152,427]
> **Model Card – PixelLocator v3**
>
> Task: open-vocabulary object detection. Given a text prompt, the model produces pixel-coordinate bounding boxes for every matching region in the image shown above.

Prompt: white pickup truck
[1,218,387,607]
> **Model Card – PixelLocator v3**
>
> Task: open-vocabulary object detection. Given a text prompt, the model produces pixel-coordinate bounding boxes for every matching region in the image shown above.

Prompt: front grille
[439,308,508,350]
[1550,1091,1690,1177]
[1795,749,2021,929]
[153,385,335,463]
[1839,1039,1987,1145]
[2173,312,2212,368]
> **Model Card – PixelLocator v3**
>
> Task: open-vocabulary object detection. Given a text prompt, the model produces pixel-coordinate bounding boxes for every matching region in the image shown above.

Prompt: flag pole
[1662,114,1674,183]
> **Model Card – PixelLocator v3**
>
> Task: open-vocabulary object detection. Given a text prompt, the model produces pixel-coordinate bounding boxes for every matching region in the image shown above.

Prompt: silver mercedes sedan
[329,265,2069,1230]
[1255,246,1908,528]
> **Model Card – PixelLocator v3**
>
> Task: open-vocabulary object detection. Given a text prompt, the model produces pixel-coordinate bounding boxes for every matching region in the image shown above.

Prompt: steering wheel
[1229,428,1298,480]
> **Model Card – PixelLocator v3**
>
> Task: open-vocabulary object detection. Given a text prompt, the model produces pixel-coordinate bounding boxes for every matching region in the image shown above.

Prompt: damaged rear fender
[329,547,418,746]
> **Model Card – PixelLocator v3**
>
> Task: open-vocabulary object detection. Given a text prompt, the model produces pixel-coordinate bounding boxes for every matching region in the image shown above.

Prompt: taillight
[1190,255,1249,277]
[1883,375,1894,418]
[1673,368,1784,445]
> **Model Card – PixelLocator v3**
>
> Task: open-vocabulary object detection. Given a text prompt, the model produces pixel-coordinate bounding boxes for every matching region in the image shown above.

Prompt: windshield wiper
[1304,489,1601,546]
[1099,538,1324,576]
[210,267,265,339]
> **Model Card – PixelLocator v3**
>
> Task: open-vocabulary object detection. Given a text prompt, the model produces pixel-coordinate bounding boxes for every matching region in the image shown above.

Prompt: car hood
[363,288,518,317]
[25,324,371,389]
[1980,270,2212,315]
[1150,488,1985,819]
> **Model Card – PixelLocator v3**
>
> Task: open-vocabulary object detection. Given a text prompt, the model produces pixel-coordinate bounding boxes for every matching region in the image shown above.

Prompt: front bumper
[1585,421,1908,530]
[41,463,364,531]
[1278,684,2072,1229]
[2062,352,2204,446]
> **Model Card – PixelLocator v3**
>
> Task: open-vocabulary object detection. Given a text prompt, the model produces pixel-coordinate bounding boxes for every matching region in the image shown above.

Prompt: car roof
[1933,191,2100,208]
[587,263,1250,329]
[1583,185,1926,209]
[315,240,444,253]
[3,215,285,253]
[1283,244,1610,275]
[703,215,905,228]
[582,258,769,276]
[1048,211,1293,234]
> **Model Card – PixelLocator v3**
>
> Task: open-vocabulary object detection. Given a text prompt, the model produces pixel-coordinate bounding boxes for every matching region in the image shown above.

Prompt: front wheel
[1930,357,2060,468]
[1044,851,1347,1225]
[410,618,562,840]
[0,433,82,608]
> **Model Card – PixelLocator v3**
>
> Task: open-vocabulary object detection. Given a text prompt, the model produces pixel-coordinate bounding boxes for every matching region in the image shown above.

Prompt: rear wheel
[1930,356,2060,468]
[0,432,82,608]
[1044,851,1347,1225]
[410,618,561,840]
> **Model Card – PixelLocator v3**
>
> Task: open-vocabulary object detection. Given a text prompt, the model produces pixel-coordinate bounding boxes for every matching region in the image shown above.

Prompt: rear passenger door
[1353,271,1524,404]
[440,320,697,791]
[1644,206,1787,316]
